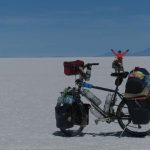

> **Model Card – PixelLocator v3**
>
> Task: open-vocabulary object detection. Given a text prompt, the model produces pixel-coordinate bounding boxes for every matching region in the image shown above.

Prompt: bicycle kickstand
[119,121,131,138]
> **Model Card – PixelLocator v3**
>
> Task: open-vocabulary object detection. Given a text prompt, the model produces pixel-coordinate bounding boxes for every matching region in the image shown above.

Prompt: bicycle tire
[59,102,86,137]
[117,100,150,137]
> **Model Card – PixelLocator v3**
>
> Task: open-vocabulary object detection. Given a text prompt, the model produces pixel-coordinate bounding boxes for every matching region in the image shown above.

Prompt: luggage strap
[127,92,150,100]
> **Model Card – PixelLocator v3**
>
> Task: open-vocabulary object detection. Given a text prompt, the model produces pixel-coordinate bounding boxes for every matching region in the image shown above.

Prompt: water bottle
[63,95,75,104]
[90,106,104,119]
[104,93,112,114]
[86,66,91,81]
[82,89,102,106]
[57,95,64,106]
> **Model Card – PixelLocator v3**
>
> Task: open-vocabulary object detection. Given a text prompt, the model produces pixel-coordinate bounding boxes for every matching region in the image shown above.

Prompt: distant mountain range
[131,48,150,56]
[102,48,150,56]
[0,48,149,57]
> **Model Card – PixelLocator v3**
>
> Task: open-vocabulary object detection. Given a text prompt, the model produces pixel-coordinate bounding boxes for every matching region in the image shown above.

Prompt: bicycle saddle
[111,71,129,78]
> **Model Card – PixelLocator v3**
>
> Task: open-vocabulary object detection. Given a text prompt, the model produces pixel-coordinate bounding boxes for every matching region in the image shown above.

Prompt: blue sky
[0,0,150,57]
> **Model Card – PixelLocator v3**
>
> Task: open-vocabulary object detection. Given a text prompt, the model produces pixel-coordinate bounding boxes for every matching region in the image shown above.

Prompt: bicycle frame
[84,84,124,118]
[76,73,125,121]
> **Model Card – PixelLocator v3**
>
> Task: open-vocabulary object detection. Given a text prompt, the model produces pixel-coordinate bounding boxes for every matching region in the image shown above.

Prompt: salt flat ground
[0,57,150,150]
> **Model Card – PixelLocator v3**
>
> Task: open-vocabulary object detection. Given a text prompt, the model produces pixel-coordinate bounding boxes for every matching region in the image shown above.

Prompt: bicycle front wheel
[117,100,150,137]
[59,102,87,137]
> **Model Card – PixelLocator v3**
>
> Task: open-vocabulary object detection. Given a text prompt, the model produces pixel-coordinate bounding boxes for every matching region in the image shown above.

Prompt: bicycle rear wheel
[59,102,87,137]
[117,100,150,137]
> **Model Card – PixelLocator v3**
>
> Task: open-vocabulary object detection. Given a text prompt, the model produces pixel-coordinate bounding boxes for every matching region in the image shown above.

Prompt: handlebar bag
[126,96,150,124]
[64,60,84,75]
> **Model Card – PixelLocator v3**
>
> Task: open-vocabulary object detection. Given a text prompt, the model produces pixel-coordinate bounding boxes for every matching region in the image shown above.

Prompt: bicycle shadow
[81,131,131,138]
[83,131,150,138]
[53,131,68,137]
[53,130,134,138]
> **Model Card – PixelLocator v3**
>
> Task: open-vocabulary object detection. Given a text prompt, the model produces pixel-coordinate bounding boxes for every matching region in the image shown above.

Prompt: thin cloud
[0,16,51,25]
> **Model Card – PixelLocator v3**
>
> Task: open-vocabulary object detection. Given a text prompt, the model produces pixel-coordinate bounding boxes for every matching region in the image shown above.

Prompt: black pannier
[125,78,146,94]
[73,103,90,125]
[125,67,150,124]
[55,87,90,129]
[55,103,90,129]
[55,104,74,129]
[125,67,150,94]
[126,97,150,124]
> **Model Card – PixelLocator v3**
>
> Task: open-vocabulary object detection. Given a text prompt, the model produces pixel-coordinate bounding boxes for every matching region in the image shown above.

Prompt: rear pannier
[64,60,84,76]
[125,67,150,124]
[126,96,150,124]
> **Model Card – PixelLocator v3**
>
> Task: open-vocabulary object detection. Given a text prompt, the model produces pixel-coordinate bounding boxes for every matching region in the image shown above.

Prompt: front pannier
[64,60,84,76]
[55,87,90,129]
[126,96,150,124]
[73,103,90,125]
[55,104,74,129]
[55,103,90,129]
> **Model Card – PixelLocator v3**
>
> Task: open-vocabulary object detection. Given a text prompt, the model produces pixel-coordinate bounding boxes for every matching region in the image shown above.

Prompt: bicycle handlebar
[77,62,99,80]
[87,63,99,66]
[84,63,99,68]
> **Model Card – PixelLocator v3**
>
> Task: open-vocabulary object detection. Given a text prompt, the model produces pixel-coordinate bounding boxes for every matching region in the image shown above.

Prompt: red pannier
[64,60,84,76]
